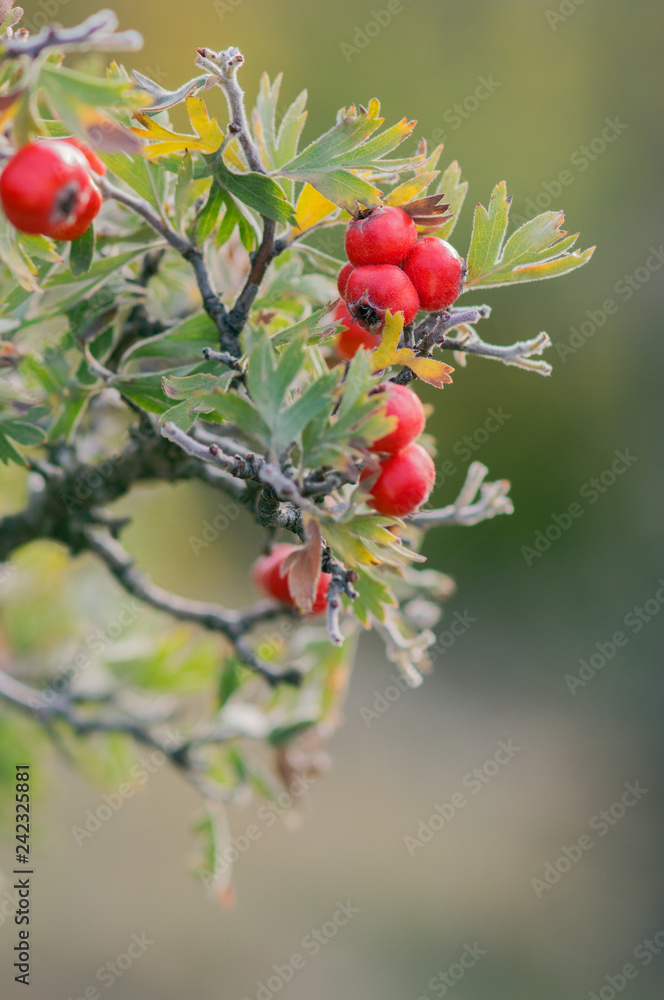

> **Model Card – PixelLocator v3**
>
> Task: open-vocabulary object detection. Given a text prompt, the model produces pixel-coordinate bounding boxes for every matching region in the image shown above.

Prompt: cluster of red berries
[335,204,464,358]
[362,382,435,517]
[0,138,106,241]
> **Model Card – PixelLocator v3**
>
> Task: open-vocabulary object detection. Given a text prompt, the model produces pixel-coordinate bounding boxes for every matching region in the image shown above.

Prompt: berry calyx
[370,383,426,454]
[345,264,420,332]
[50,184,102,241]
[0,141,99,240]
[402,237,464,312]
[345,205,417,267]
[365,442,436,517]
[333,303,381,359]
[337,262,355,299]
[252,543,331,614]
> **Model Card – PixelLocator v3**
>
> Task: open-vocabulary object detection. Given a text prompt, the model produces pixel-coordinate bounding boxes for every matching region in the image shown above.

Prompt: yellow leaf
[371,310,454,388]
[130,98,224,158]
[405,355,454,388]
[291,183,338,236]
[370,308,404,370]
[185,96,224,150]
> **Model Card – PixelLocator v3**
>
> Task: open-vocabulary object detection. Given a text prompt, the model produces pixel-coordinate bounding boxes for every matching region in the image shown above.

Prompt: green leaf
[219,657,244,707]
[101,151,160,209]
[204,391,271,447]
[162,371,236,401]
[464,181,595,289]
[69,225,95,277]
[0,418,46,447]
[274,369,339,453]
[269,305,333,348]
[434,160,468,240]
[352,566,398,626]
[119,311,218,365]
[279,100,418,212]
[0,426,26,465]
[41,63,144,109]
[196,182,225,243]
[211,155,295,226]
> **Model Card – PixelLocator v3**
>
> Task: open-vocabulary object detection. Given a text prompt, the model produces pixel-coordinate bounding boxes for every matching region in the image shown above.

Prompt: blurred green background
[1,0,663,998]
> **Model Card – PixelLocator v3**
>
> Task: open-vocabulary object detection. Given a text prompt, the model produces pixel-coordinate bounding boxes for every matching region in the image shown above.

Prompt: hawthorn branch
[98,177,231,346]
[412,462,514,528]
[440,329,553,376]
[82,527,301,686]
[1,9,142,59]
[0,668,281,803]
[162,422,318,514]
[322,548,358,646]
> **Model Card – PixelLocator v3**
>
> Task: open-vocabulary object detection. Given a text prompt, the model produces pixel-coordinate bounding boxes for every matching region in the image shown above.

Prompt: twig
[412,462,514,528]
[440,329,553,376]
[82,527,301,686]
[1,10,142,59]
[98,177,230,345]
[322,548,358,646]
[194,46,262,172]
[162,422,318,514]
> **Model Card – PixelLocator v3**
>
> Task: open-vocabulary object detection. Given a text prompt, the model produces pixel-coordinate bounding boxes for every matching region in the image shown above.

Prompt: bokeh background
[1,0,663,998]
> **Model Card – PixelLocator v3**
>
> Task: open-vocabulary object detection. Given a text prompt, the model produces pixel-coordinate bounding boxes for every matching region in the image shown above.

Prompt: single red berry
[366,442,436,517]
[337,262,355,299]
[346,264,419,332]
[0,141,94,238]
[252,543,331,615]
[402,237,464,311]
[345,205,417,267]
[333,303,381,359]
[370,383,426,455]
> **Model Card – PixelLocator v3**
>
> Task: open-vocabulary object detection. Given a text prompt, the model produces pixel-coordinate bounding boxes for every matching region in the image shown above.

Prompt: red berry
[366,442,436,517]
[402,237,464,312]
[333,303,381,358]
[370,383,426,454]
[252,543,331,614]
[0,141,94,238]
[346,264,419,332]
[337,262,355,299]
[345,205,417,267]
[62,138,107,177]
